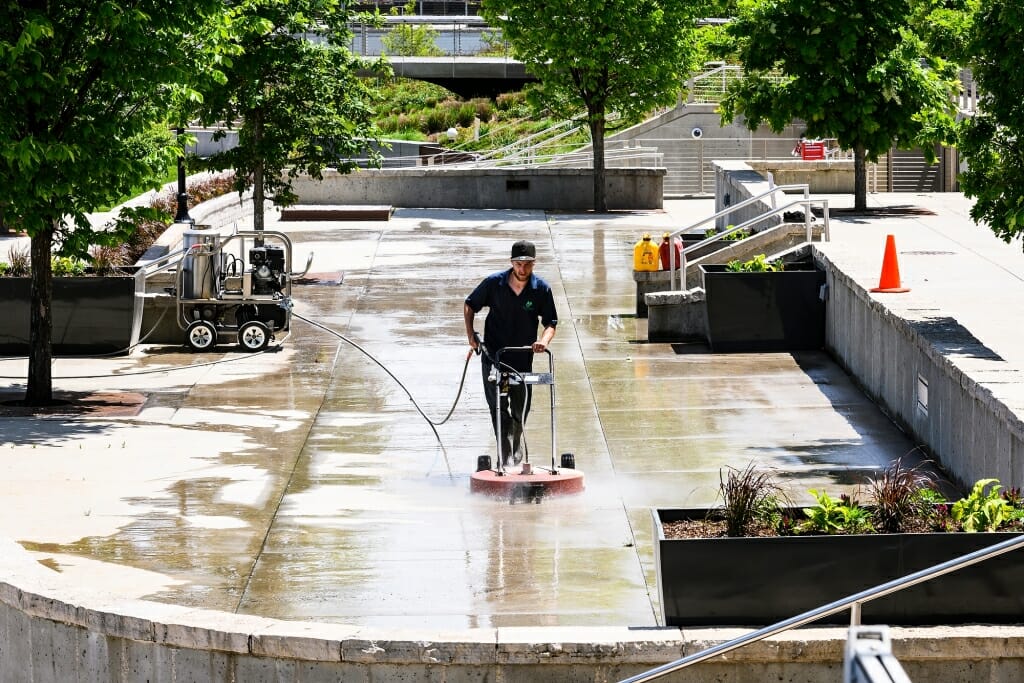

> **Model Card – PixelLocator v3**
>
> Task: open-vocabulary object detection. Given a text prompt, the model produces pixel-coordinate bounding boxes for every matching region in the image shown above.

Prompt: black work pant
[481,357,532,466]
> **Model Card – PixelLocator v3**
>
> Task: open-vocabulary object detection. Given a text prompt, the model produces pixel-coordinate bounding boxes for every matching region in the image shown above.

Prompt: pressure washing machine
[470,346,585,502]
[175,228,311,352]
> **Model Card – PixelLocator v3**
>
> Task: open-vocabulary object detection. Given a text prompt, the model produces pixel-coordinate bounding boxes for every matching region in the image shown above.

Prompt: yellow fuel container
[633,233,659,272]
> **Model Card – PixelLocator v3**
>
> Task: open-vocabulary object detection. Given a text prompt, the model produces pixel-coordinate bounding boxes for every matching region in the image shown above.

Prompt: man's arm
[532,324,555,353]
[533,285,557,353]
[464,302,479,352]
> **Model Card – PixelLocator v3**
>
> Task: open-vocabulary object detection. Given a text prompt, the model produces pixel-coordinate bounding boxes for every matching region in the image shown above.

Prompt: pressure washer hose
[291,312,475,436]
[0,306,520,475]
[291,312,528,463]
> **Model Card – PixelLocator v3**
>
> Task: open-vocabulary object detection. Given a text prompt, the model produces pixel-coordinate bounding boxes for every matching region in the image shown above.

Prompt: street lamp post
[174,127,194,224]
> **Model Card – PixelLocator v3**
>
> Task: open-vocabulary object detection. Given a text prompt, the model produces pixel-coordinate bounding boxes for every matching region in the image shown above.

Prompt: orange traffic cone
[870,234,910,293]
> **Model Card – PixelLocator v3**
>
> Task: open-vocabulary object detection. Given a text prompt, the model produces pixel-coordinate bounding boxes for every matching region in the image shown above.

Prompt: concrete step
[280,204,393,221]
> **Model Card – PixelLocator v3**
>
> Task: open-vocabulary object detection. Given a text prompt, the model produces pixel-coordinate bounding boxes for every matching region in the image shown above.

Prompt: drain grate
[900,250,957,256]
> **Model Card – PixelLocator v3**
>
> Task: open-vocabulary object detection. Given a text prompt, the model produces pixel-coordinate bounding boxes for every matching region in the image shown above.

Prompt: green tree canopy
[481,0,706,212]
[910,0,977,63]
[0,0,226,405]
[193,0,384,233]
[719,0,959,210]
[957,1,1024,245]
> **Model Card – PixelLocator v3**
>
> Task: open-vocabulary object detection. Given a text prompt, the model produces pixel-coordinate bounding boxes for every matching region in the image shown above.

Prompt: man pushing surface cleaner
[464,240,558,466]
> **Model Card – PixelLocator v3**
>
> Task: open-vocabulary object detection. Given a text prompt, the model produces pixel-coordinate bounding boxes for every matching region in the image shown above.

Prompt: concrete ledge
[647,288,705,342]
[748,159,855,193]
[292,167,666,210]
[817,244,1024,491]
[5,526,1024,683]
[633,269,675,317]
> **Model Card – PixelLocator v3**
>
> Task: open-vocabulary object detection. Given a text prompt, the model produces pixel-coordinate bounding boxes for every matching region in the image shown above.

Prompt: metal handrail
[620,533,1024,682]
[670,198,829,290]
[666,183,810,290]
[345,145,663,170]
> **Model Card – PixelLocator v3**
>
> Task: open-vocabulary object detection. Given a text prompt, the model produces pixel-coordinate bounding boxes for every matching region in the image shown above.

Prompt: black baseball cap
[510,240,536,261]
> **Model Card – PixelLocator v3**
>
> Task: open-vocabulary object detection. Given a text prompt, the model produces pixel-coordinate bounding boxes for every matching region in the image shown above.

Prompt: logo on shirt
[524,299,535,311]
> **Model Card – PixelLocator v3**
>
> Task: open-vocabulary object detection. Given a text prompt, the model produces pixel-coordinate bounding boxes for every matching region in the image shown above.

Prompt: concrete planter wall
[0,275,142,354]
[654,508,1024,628]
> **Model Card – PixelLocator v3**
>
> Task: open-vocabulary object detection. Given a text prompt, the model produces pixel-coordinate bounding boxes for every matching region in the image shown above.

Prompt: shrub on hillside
[113,172,237,265]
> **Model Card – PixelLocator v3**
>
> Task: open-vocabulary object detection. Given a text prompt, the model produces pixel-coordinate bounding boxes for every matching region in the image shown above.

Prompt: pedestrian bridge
[358,55,535,97]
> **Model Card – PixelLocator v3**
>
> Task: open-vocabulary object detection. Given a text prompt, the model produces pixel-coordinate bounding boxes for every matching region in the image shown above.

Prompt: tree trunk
[254,162,265,237]
[854,144,867,211]
[25,226,54,406]
[589,110,607,213]
[253,111,265,238]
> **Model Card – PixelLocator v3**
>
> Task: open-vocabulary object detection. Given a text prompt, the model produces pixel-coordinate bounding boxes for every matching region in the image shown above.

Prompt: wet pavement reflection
[2,204,926,628]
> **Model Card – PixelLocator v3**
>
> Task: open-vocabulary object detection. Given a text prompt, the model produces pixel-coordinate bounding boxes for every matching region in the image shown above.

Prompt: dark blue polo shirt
[466,269,558,371]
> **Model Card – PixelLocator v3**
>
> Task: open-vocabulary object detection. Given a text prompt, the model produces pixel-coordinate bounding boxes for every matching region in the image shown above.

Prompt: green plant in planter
[802,490,875,535]
[913,487,956,531]
[89,245,127,276]
[951,478,1010,532]
[51,256,87,277]
[725,253,784,273]
[4,244,30,276]
[866,455,937,532]
[718,463,788,537]
[704,226,751,241]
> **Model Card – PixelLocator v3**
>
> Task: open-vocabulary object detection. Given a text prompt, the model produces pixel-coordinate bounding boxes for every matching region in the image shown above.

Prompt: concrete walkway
[0,192,1017,631]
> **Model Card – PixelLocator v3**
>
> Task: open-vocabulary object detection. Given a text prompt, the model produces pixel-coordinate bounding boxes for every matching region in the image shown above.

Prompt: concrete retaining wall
[654,160,1024,492]
[292,167,665,210]
[713,160,784,232]
[4,535,1024,682]
[821,252,1024,490]
[605,102,805,196]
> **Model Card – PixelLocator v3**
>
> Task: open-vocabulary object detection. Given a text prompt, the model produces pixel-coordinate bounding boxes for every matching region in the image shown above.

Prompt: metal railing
[347,14,498,57]
[666,183,830,290]
[686,63,785,104]
[350,0,481,15]
[620,533,1024,682]
[352,143,663,170]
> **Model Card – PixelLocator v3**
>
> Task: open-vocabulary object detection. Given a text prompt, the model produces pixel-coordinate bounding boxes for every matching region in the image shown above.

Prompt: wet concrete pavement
[0,199,928,629]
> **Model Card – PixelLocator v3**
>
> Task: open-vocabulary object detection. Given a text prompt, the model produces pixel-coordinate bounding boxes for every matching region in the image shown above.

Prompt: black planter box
[654,508,1024,627]
[700,262,826,352]
[0,276,142,354]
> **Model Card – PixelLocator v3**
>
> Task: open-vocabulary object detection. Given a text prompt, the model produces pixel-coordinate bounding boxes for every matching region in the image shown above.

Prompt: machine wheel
[237,320,271,352]
[185,320,217,352]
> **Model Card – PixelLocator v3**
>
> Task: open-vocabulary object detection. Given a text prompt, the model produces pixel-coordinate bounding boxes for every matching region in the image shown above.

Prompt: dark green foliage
[0,0,227,403]
[958,0,1024,246]
[718,0,959,210]
[193,0,384,232]
[482,0,706,211]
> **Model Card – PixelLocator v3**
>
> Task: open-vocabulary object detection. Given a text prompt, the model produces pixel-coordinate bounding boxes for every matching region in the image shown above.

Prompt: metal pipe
[822,200,831,241]
[619,533,1024,683]
[667,184,809,290]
